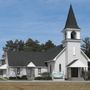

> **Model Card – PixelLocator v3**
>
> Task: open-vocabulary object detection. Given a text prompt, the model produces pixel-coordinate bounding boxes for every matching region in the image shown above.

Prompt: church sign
[52,72,64,79]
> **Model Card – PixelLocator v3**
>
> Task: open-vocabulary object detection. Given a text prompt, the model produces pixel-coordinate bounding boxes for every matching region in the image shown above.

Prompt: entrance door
[71,68,78,77]
[27,68,35,80]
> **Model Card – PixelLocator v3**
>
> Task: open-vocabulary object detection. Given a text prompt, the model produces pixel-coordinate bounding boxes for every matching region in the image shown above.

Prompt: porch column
[84,67,88,80]
[68,68,71,79]
[78,68,81,78]
[26,67,35,80]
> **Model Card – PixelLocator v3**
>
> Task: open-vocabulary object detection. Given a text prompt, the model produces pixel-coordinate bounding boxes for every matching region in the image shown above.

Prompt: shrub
[34,76,52,80]
[35,77,42,80]
[87,71,90,80]
[17,76,21,80]
[43,76,52,80]
[9,77,16,80]
[9,75,27,80]
[41,72,51,77]
[35,72,52,80]
[82,71,89,80]
[21,75,27,80]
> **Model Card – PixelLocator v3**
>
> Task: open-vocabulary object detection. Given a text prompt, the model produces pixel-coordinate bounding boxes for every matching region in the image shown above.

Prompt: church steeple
[63,5,80,45]
[64,5,80,29]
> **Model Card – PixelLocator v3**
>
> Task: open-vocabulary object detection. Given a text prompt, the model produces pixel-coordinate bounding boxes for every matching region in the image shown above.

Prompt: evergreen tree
[25,38,40,52]
[44,40,56,51]
[4,38,56,52]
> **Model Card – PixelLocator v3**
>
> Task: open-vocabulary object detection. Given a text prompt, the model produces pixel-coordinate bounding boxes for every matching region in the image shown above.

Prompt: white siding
[20,67,27,76]
[48,62,55,73]
[67,31,71,39]
[8,68,16,77]
[54,50,66,75]
[66,41,81,64]
[77,32,80,39]
[8,67,27,77]
[35,67,47,77]
[3,70,7,77]
[6,66,47,77]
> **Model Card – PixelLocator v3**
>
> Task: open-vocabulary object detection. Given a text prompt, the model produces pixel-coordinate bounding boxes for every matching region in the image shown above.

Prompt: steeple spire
[64,5,80,29]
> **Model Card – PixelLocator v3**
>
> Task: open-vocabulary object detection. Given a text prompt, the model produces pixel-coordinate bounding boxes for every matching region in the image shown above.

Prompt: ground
[0,81,90,90]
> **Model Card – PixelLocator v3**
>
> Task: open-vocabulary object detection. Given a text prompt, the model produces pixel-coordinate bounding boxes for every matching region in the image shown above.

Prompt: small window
[50,65,52,73]
[59,64,61,72]
[0,70,3,75]
[17,67,20,75]
[38,68,41,74]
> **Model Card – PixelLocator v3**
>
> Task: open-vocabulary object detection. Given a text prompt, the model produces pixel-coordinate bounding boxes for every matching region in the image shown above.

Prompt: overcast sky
[0,0,90,58]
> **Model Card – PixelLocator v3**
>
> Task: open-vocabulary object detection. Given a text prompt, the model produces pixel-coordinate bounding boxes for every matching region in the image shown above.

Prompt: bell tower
[63,5,81,64]
[63,5,80,42]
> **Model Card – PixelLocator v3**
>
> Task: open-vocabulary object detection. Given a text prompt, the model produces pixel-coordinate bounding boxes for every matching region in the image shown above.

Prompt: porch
[67,60,88,80]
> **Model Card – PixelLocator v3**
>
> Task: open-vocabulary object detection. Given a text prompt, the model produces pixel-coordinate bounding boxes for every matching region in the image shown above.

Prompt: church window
[71,31,76,39]
[59,64,61,72]
[38,68,41,74]
[50,65,52,73]
[17,67,20,75]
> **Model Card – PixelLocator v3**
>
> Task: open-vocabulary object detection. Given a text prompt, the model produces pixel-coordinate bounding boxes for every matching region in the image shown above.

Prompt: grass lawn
[0,81,90,90]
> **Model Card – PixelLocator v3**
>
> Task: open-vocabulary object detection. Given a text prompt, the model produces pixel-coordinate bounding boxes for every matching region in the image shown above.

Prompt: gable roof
[7,51,46,66]
[67,59,78,67]
[67,59,88,68]
[0,64,7,69]
[64,5,80,29]
[27,62,36,67]
[81,50,90,62]
[7,45,64,67]
[45,45,64,60]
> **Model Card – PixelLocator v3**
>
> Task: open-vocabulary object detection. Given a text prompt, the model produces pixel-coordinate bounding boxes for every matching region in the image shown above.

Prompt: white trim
[0,64,7,69]
[54,48,66,61]
[81,50,90,62]
[64,28,80,31]
[27,62,36,67]
[68,60,88,68]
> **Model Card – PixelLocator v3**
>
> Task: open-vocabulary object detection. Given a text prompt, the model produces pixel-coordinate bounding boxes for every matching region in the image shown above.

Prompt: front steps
[69,78,84,81]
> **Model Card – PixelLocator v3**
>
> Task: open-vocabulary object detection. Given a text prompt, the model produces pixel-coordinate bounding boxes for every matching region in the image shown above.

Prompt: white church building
[47,5,90,80]
[0,5,90,80]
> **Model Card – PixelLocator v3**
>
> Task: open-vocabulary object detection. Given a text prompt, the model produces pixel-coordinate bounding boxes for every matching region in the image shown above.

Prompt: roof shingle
[64,5,80,29]
[7,45,63,67]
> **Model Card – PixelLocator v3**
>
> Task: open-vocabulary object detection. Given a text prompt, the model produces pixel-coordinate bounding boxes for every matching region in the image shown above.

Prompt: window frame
[59,64,61,72]
[38,68,41,75]
[17,67,20,75]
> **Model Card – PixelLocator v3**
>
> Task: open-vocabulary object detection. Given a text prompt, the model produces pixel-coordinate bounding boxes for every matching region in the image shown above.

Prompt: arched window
[71,31,76,39]
[50,65,52,73]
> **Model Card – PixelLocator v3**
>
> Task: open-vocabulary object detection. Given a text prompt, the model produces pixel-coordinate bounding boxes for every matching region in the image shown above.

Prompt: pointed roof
[27,62,36,67]
[67,59,88,68]
[0,64,7,69]
[64,5,80,29]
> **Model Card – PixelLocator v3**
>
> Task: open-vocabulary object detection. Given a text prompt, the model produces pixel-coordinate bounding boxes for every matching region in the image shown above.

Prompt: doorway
[71,68,78,77]
[27,68,35,80]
